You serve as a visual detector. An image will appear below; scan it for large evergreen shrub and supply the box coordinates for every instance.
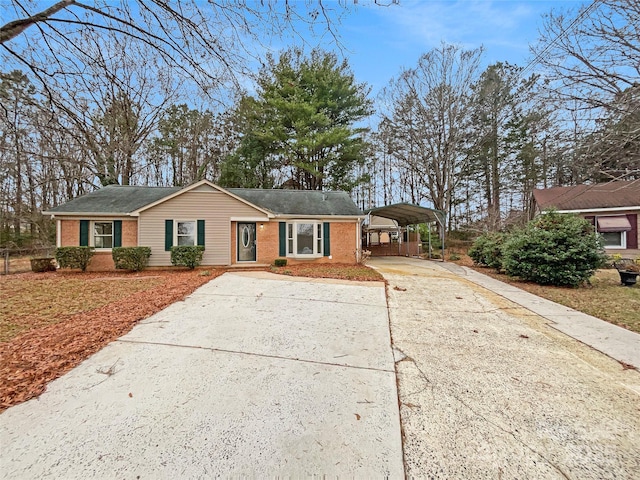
[502,211,606,287]
[468,232,506,270]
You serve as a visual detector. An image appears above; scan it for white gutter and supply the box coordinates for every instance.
[42,211,133,217]
[554,207,640,214]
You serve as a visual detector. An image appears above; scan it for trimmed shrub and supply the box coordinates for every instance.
[30,257,56,273]
[274,258,287,267]
[112,247,151,271]
[468,232,506,270]
[55,246,95,272]
[502,211,606,287]
[170,245,204,269]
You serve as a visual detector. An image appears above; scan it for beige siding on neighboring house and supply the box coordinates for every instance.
[138,187,267,266]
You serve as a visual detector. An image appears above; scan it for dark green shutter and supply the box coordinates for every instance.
[165,220,173,251]
[323,222,330,256]
[197,220,205,247]
[113,220,122,247]
[79,220,89,246]
[279,222,286,256]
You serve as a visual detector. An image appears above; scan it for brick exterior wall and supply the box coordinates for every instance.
[60,219,80,246]
[231,220,358,265]
[58,218,138,271]
[121,220,138,246]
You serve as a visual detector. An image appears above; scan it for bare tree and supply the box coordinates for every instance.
[1,1,348,99]
[380,43,484,229]
[533,0,640,181]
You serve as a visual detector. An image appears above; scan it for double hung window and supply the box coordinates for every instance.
[176,221,196,246]
[287,221,323,257]
[93,222,113,249]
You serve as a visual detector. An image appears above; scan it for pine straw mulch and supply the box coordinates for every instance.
[270,263,384,282]
[0,269,222,412]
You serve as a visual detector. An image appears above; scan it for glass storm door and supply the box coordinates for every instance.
[237,223,257,262]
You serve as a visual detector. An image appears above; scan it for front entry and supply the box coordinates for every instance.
[237,223,257,262]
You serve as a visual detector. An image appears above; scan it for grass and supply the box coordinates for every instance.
[0,274,163,342]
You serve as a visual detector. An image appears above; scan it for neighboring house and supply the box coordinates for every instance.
[532,180,640,256]
[43,180,364,271]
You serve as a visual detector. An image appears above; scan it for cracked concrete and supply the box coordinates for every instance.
[371,256,640,480]
[0,272,403,478]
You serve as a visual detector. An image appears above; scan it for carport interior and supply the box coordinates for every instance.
[364,203,445,259]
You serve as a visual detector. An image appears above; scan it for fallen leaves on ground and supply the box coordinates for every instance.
[0,270,221,412]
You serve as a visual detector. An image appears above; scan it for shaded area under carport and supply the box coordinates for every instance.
[365,203,446,259]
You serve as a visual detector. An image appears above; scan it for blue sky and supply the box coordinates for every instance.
[298,0,587,95]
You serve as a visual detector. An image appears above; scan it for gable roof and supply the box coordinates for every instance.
[44,182,363,217]
[44,185,181,215]
[532,180,640,211]
[228,188,363,216]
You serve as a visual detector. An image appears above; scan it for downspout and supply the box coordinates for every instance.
[56,217,61,247]
[356,219,362,262]
[434,212,446,262]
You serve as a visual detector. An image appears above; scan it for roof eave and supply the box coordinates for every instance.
[274,214,365,219]
[552,206,640,214]
[42,211,133,217]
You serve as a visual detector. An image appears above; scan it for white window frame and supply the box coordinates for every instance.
[92,221,113,250]
[175,220,197,247]
[596,215,628,249]
[286,220,323,258]
[600,230,627,249]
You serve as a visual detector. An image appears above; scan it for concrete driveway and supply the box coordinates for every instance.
[371,257,640,479]
[0,272,403,478]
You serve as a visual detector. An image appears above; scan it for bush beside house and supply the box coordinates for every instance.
[112,247,151,271]
[55,246,95,272]
[170,246,205,269]
[470,211,607,287]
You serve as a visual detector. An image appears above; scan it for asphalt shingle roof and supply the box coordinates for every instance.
[533,180,640,211]
[45,185,181,214]
[45,183,362,217]
[229,188,362,216]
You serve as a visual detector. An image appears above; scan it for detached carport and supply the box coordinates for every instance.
[364,203,446,259]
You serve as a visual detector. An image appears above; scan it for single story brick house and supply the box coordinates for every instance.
[44,180,365,271]
[532,180,640,256]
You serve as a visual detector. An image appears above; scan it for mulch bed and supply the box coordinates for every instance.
[0,270,221,412]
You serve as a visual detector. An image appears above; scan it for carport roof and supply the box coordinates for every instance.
[366,203,445,226]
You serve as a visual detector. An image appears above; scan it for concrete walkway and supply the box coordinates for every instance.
[0,272,404,478]
[370,257,640,479]
[439,261,640,369]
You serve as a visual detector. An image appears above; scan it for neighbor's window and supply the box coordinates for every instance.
[601,231,626,249]
[177,221,196,246]
[287,221,322,257]
[93,222,113,249]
